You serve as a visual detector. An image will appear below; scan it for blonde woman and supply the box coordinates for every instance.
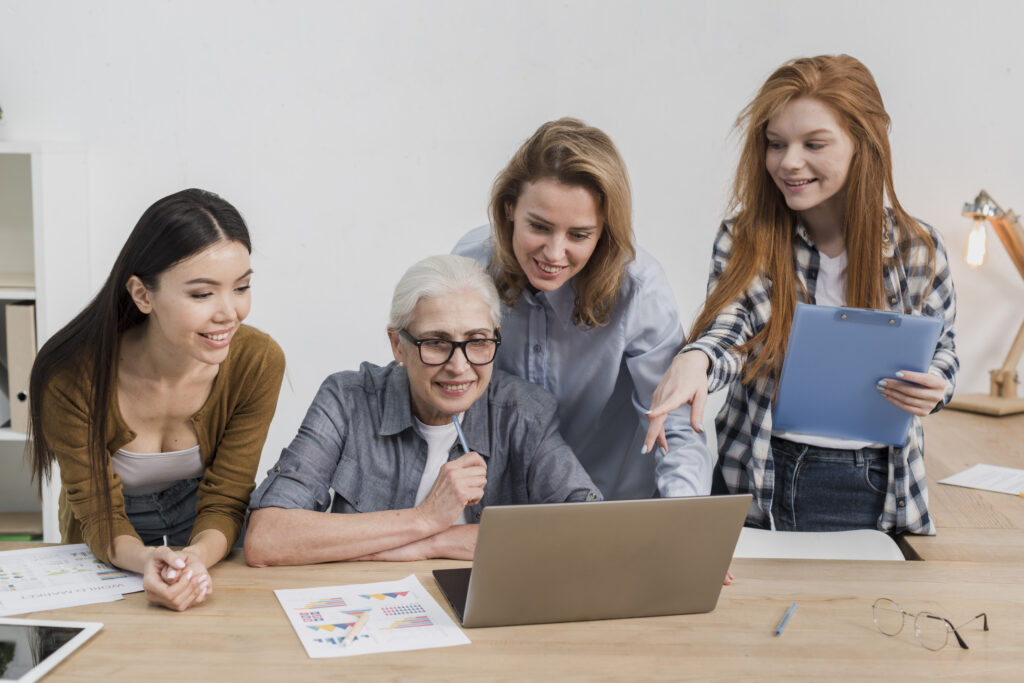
[455,118,712,501]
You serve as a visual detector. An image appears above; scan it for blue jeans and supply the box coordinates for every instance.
[762,437,888,531]
[123,477,200,546]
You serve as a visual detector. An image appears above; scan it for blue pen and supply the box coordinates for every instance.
[775,602,797,636]
[451,414,470,453]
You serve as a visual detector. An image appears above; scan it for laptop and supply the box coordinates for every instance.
[433,494,751,628]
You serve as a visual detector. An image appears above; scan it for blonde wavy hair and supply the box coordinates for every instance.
[488,118,636,328]
[692,54,935,384]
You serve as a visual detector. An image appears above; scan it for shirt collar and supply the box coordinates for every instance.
[794,220,814,247]
[379,363,415,436]
[459,390,491,459]
[881,212,896,259]
[520,278,577,327]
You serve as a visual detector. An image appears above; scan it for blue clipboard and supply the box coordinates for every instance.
[772,303,942,446]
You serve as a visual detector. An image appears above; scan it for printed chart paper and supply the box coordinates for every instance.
[274,574,470,658]
[0,544,144,616]
[938,463,1024,496]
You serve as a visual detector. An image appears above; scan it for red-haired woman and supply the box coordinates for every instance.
[646,55,958,534]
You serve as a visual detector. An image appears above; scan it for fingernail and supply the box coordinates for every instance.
[660,446,668,456]
[895,371,905,378]
[166,570,177,579]
[644,409,652,415]
[173,559,186,569]
[640,444,649,455]
[877,380,887,387]
[696,425,704,434]
[184,570,193,581]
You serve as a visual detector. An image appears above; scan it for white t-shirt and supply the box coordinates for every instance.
[774,250,884,451]
[412,416,468,525]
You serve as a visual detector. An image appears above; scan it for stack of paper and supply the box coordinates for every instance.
[938,463,1024,496]
[0,544,144,616]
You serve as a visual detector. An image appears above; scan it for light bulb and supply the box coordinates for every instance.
[965,218,987,267]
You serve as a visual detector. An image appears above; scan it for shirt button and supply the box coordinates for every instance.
[889,296,898,305]
[588,492,597,500]
[274,465,281,472]
[897,500,905,508]
[355,498,360,505]
[533,344,542,353]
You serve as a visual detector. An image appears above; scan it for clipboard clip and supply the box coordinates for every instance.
[834,309,901,328]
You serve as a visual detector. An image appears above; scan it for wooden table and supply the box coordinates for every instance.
[900,409,1024,562]
[7,547,1021,681]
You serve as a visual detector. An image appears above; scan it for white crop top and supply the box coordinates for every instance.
[111,444,205,496]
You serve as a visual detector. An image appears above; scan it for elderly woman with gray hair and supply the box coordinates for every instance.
[244,254,600,566]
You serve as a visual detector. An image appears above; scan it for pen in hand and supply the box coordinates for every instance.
[452,414,486,507]
[451,414,470,454]
[775,602,797,636]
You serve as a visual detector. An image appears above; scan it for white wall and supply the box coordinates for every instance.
[1,0,1022,477]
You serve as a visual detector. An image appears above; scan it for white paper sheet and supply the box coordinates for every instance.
[938,463,1024,496]
[0,544,144,616]
[274,574,470,658]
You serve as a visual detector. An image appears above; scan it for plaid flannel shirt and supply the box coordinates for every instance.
[683,212,958,534]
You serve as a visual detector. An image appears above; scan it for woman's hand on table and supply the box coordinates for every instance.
[143,545,211,611]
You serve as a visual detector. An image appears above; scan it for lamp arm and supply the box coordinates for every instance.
[1000,319,1024,378]
[986,211,1024,282]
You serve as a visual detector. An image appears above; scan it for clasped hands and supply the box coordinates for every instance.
[143,545,212,612]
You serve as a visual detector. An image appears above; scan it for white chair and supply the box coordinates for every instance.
[733,527,905,561]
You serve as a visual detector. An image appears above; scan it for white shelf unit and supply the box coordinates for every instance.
[0,428,30,441]
[0,142,90,542]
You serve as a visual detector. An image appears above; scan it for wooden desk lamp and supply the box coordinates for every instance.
[948,189,1024,416]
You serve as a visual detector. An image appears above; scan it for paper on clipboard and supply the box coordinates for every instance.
[772,304,942,446]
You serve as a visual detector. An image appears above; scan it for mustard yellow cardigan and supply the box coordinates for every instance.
[41,324,285,563]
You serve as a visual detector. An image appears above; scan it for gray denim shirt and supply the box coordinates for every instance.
[250,362,601,521]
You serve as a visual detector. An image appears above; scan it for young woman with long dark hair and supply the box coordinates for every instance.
[30,188,285,610]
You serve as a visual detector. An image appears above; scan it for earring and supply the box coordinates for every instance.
[398,361,405,367]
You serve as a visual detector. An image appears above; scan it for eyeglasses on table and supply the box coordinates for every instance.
[872,597,989,651]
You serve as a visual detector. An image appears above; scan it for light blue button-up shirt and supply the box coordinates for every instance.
[454,226,712,500]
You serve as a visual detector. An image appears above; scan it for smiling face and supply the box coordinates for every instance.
[509,178,603,293]
[765,96,855,229]
[388,289,496,426]
[128,240,253,367]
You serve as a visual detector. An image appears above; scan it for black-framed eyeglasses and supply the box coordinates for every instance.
[399,328,501,366]
[872,597,989,651]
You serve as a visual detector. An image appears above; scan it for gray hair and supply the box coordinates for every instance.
[388,254,501,330]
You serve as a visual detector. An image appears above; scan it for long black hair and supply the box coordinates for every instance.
[29,188,251,552]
